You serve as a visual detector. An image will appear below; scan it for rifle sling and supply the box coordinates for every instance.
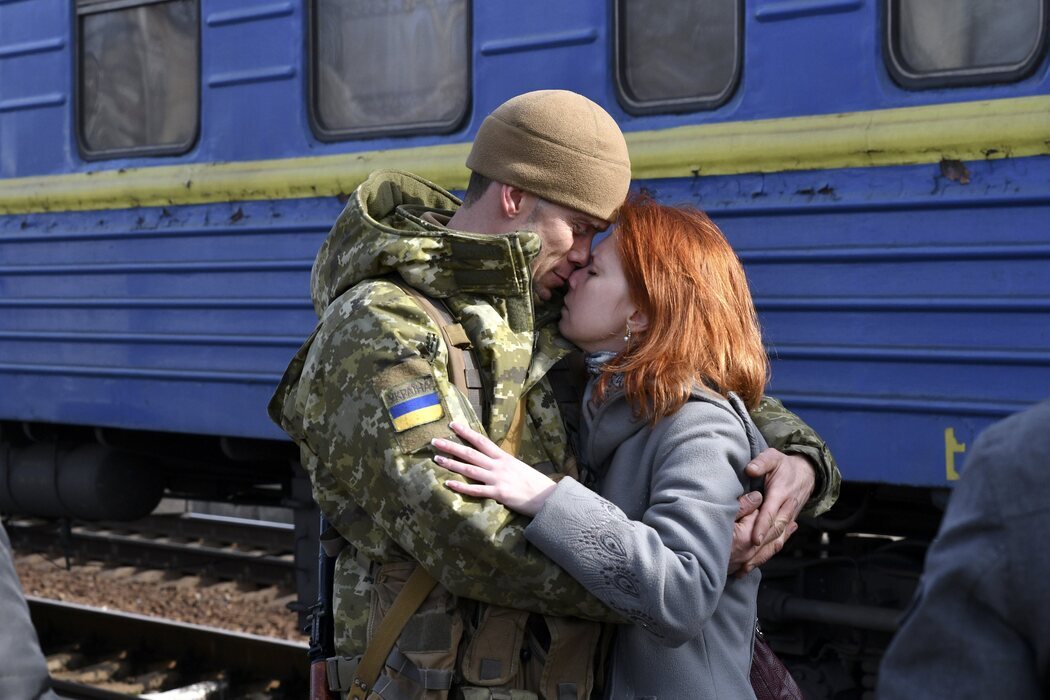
[348,566,439,699]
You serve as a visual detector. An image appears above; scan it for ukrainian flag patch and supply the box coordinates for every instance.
[388,389,444,431]
[379,371,445,433]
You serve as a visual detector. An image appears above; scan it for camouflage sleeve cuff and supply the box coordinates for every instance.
[782,443,841,517]
[751,396,842,517]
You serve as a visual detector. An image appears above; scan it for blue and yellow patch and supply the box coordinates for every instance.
[376,360,446,435]
[374,359,449,452]
[388,390,444,432]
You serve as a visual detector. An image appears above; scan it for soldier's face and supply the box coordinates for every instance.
[524,201,607,302]
[559,235,637,353]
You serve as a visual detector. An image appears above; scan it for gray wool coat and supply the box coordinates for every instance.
[0,523,58,700]
[878,398,1050,699]
[525,381,764,699]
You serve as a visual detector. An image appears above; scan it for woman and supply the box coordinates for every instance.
[432,196,768,699]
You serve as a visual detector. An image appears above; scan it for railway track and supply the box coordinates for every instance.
[30,597,307,699]
[6,513,296,589]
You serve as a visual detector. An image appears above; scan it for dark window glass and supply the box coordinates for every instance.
[311,0,469,139]
[77,0,199,157]
[888,0,1047,87]
[615,0,741,113]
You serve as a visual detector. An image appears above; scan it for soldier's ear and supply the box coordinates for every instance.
[499,185,529,220]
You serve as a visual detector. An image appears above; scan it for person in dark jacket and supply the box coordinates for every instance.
[435,197,773,698]
[0,522,58,699]
[878,398,1050,699]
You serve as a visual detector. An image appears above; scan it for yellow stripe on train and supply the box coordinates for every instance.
[1,95,1048,215]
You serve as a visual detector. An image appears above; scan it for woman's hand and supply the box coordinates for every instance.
[432,422,557,517]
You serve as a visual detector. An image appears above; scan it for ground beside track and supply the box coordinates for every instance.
[15,553,304,641]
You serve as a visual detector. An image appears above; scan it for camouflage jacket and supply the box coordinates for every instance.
[269,169,841,656]
[270,170,621,656]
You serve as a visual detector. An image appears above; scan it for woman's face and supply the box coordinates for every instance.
[558,235,637,353]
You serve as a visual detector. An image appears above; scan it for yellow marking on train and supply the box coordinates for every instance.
[944,427,967,481]
[1,95,1048,215]
[0,141,472,215]
[630,94,1050,180]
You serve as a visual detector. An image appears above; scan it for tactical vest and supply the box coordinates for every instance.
[323,281,604,700]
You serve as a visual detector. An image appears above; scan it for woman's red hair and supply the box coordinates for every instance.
[596,195,769,422]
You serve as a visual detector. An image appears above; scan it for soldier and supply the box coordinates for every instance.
[270,90,840,699]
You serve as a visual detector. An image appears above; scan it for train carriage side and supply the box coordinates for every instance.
[614,1,1050,688]
[1,0,1048,695]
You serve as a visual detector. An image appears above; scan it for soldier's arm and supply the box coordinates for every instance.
[750,396,841,517]
[296,281,623,622]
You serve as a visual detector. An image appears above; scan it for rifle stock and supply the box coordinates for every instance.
[309,514,336,699]
[310,658,335,700]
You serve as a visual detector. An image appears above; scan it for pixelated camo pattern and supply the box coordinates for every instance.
[752,396,841,516]
[269,171,620,656]
[270,170,842,657]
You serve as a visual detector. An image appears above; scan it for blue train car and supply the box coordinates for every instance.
[2,0,1048,692]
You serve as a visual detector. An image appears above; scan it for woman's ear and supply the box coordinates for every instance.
[629,308,649,334]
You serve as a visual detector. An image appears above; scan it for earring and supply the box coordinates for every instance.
[623,322,632,344]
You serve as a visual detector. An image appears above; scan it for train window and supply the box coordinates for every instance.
[887,0,1048,88]
[614,0,741,114]
[76,0,200,158]
[309,0,470,140]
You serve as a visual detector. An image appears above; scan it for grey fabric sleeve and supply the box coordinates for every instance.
[524,400,749,648]
[0,524,59,700]
[878,404,1050,700]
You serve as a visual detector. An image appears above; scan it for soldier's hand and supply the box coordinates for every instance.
[729,492,762,575]
[734,520,799,576]
[433,422,557,517]
[743,448,814,556]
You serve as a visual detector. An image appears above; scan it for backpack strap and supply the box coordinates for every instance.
[344,279,538,700]
[341,278,494,699]
[388,277,486,422]
[390,277,526,456]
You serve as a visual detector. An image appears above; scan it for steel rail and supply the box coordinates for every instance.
[29,597,307,699]
[7,516,295,589]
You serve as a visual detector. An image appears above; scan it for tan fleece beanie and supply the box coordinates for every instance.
[466,90,632,222]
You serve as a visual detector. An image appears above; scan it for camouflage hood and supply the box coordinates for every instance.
[310,169,544,316]
[270,169,564,439]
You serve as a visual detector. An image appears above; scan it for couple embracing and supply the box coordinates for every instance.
[271,90,839,699]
